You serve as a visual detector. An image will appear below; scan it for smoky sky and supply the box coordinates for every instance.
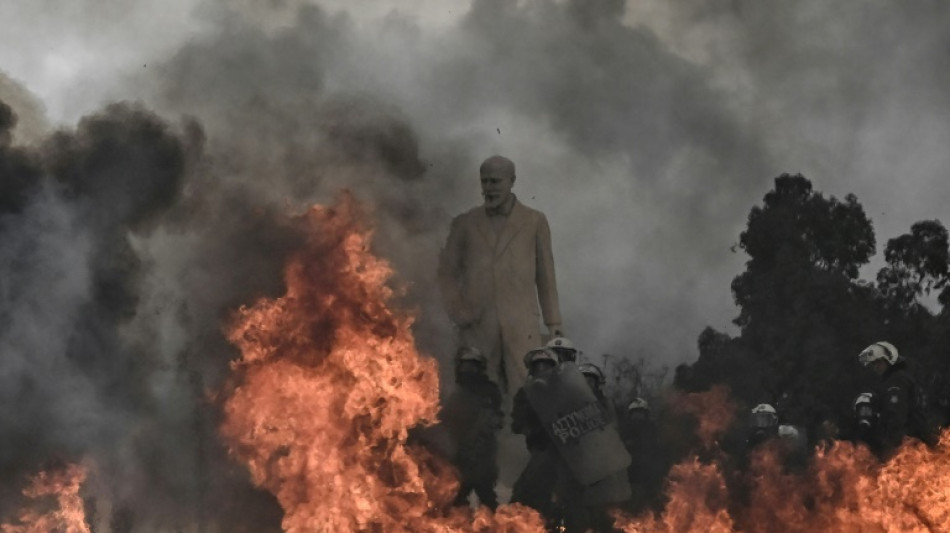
[3,0,949,363]
[0,0,949,528]
[127,0,950,364]
[131,0,772,370]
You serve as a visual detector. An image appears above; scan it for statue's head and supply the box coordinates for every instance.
[479,155,515,209]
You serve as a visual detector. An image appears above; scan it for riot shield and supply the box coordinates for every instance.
[524,362,631,485]
[582,470,633,506]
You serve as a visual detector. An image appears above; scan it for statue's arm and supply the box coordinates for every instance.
[535,213,562,334]
[438,216,475,326]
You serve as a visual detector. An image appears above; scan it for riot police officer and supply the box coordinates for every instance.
[443,346,503,508]
[510,348,561,518]
[857,341,938,458]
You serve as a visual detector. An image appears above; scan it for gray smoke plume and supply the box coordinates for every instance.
[0,74,48,146]
[0,97,299,529]
[0,103,185,521]
[136,0,774,369]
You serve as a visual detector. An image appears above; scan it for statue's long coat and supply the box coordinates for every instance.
[438,198,562,392]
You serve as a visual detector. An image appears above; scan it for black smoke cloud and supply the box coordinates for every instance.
[0,99,294,529]
[0,103,187,520]
[0,98,299,531]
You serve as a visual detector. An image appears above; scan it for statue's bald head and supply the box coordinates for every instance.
[480,155,516,179]
[479,155,516,209]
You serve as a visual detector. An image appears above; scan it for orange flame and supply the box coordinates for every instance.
[615,389,950,533]
[613,457,735,533]
[220,196,544,532]
[669,385,737,448]
[0,462,90,533]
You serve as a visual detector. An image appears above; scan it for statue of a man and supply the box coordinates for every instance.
[439,155,563,393]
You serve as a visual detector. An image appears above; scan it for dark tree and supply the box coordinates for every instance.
[732,174,875,330]
[683,174,885,438]
[876,220,949,309]
[875,220,950,413]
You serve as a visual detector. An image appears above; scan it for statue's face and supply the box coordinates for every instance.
[480,166,514,209]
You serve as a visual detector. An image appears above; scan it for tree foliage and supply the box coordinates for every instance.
[732,174,875,330]
[679,173,950,441]
[604,354,668,414]
[877,220,950,308]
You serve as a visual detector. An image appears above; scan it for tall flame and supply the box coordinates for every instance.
[0,463,90,533]
[220,196,544,532]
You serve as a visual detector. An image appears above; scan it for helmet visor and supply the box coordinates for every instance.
[552,347,577,362]
[751,411,777,430]
[524,349,558,372]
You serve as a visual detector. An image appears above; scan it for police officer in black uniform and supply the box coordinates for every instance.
[857,341,938,458]
[510,348,561,519]
[443,346,503,509]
